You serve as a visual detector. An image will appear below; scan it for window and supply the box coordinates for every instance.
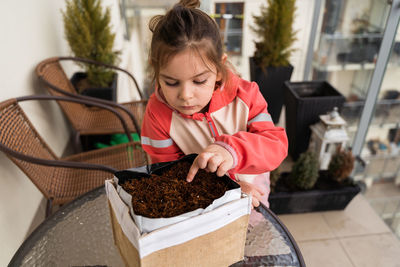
[213,3,244,54]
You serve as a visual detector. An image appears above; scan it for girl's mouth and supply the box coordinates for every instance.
[181,106,195,110]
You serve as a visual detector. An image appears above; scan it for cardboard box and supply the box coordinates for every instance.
[106,179,251,267]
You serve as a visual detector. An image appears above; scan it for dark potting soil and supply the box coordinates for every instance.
[121,161,230,218]
[274,171,354,193]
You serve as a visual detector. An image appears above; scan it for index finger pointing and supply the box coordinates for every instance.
[186,162,199,182]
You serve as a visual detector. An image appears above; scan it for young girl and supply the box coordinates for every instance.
[141,0,288,207]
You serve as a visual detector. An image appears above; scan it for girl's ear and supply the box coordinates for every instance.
[216,53,228,81]
[221,53,228,64]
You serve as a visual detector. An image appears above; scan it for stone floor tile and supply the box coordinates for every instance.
[340,233,400,267]
[322,194,391,237]
[278,212,335,241]
[298,239,354,267]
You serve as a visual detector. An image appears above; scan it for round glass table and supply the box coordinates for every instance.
[9,187,305,267]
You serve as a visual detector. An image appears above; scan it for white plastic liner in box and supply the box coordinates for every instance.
[113,176,242,233]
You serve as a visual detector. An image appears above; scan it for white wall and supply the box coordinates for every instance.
[106,0,145,101]
[0,1,131,264]
[0,1,70,265]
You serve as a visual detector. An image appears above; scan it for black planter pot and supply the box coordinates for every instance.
[269,172,361,215]
[71,72,118,151]
[249,57,293,124]
[70,72,117,102]
[284,81,345,160]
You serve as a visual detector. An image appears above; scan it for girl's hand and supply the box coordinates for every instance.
[186,144,234,182]
[237,181,265,208]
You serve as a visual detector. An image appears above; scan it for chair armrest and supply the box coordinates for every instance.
[16,95,133,142]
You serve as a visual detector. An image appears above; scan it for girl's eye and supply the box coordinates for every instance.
[194,79,207,85]
[165,81,179,87]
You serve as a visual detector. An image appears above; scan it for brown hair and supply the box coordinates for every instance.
[148,0,228,86]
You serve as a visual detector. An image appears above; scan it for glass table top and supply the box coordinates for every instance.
[9,187,304,267]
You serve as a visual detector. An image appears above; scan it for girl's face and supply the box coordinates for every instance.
[159,48,221,115]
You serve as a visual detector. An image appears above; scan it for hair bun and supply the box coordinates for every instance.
[177,0,200,9]
[149,15,163,33]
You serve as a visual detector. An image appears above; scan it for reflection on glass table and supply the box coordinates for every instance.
[9,186,305,267]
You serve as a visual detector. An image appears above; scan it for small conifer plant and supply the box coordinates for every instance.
[328,147,355,183]
[251,0,297,68]
[62,0,119,89]
[269,167,281,193]
[290,151,319,190]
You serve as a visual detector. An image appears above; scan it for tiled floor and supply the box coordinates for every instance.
[278,193,400,267]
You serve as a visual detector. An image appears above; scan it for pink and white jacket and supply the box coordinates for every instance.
[141,72,288,206]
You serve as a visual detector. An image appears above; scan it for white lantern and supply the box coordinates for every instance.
[309,107,349,170]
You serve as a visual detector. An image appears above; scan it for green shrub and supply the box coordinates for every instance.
[290,151,319,190]
[270,167,281,193]
[62,0,120,89]
[251,0,297,68]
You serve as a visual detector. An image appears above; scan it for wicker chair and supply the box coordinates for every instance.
[0,95,148,217]
[35,57,148,151]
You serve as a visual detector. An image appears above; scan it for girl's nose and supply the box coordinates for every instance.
[179,84,194,100]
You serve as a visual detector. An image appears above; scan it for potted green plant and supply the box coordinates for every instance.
[250,0,297,124]
[289,151,319,190]
[269,167,281,193]
[269,150,360,214]
[62,0,120,101]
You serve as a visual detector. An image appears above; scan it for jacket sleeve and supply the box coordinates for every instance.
[141,97,184,163]
[215,82,288,174]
